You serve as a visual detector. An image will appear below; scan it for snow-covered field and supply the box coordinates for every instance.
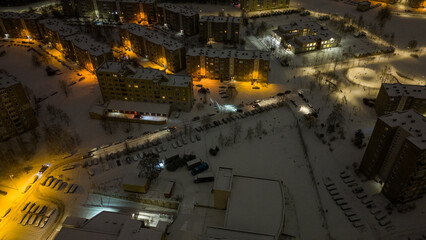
[1,1,426,240]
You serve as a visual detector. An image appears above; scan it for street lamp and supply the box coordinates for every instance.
[9,174,18,190]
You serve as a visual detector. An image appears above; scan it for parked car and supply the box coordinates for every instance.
[191,162,209,175]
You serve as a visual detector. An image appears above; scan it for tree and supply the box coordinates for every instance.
[408,40,418,49]
[255,121,263,137]
[201,115,211,127]
[59,79,70,97]
[255,21,268,37]
[230,122,242,143]
[376,7,392,28]
[245,127,254,140]
[326,104,345,133]
[138,152,161,180]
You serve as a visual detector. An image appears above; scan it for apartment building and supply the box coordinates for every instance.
[0,12,42,40]
[274,21,341,54]
[375,83,426,116]
[0,74,38,141]
[199,16,241,44]
[156,3,199,36]
[60,0,157,23]
[65,34,113,72]
[186,48,270,83]
[96,61,193,112]
[359,110,426,203]
[240,0,290,12]
[120,23,186,73]
[39,19,79,51]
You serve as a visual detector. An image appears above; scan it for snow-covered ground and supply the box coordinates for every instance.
[1,1,426,240]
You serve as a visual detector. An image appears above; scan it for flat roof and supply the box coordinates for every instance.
[224,175,285,238]
[55,211,163,240]
[65,34,111,56]
[200,15,241,23]
[380,110,426,150]
[213,167,233,192]
[187,48,270,61]
[106,100,171,115]
[157,3,198,17]
[97,61,192,87]
[0,73,18,89]
[382,83,425,99]
[204,226,276,240]
[121,23,184,51]
[39,19,79,37]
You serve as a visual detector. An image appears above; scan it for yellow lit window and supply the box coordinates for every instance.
[134,85,139,88]
[162,96,166,99]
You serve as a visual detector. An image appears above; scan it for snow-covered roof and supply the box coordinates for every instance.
[19,12,41,20]
[382,83,425,99]
[39,19,79,37]
[107,100,171,115]
[121,23,184,51]
[224,175,285,238]
[98,61,192,87]
[214,167,233,192]
[200,15,241,24]
[204,226,276,240]
[0,73,18,89]
[66,34,111,56]
[118,0,155,3]
[157,3,198,17]
[187,48,270,61]
[380,110,426,149]
[277,21,340,43]
[0,11,20,19]
[55,211,163,240]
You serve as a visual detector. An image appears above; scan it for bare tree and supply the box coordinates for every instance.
[138,152,160,180]
[245,127,254,140]
[255,121,263,137]
[230,122,242,143]
[59,79,70,97]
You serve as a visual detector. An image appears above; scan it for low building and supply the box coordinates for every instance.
[273,21,341,54]
[0,74,38,141]
[205,167,285,239]
[199,16,241,44]
[240,0,290,12]
[123,167,151,193]
[0,12,42,40]
[375,83,426,116]
[55,211,167,240]
[39,19,79,51]
[357,1,371,11]
[120,23,186,72]
[65,34,113,72]
[156,3,199,36]
[359,110,426,203]
[186,48,270,83]
[96,61,193,112]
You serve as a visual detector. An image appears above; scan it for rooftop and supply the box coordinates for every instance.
[0,11,20,19]
[121,23,184,51]
[224,175,285,238]
[382,83,426,99]
[380,109,426,150]
[65,34,111,56]
[39,19,79,37]
[106,100,171,115]
[187,48,270,61]
[0,73,18,89]
[204,226,276,240]
[213,167,233,192]
[157,3,198,17]
[200,15,241,23]
[97,61,192,87]
[55,211,164,240]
